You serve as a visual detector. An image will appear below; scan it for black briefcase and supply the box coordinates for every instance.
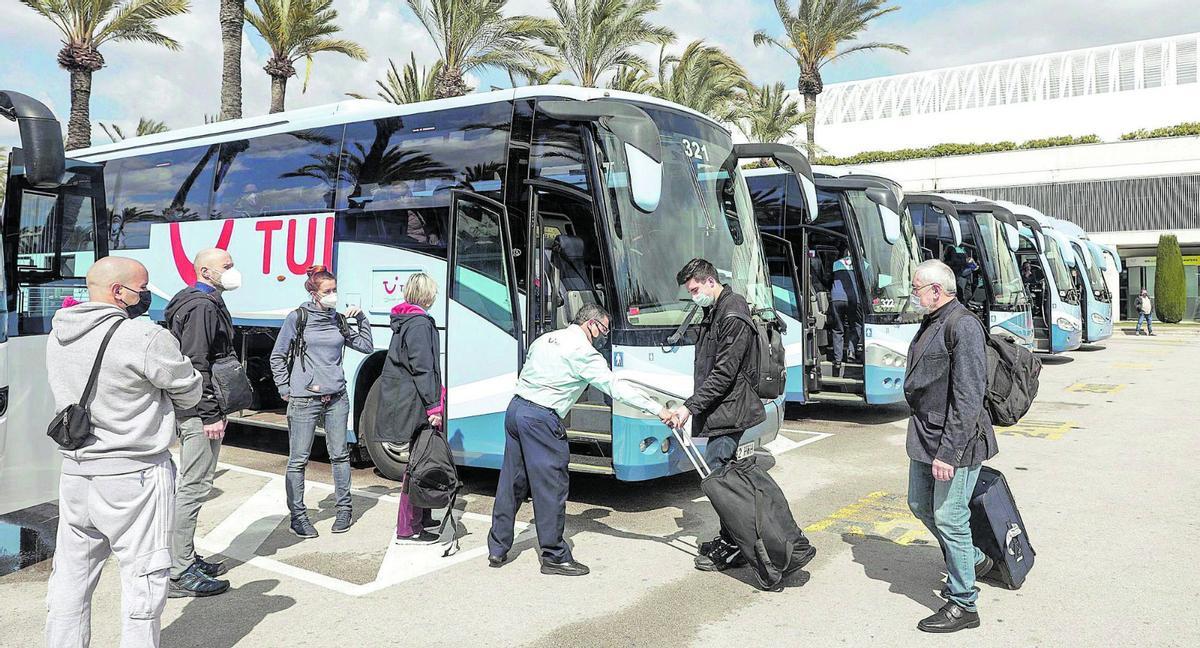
[969,466,1036,589]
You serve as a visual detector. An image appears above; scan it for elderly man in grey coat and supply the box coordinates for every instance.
[903,259,999,634]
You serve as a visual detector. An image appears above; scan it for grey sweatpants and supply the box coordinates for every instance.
[170,416,222,578]
[46,459,176,648]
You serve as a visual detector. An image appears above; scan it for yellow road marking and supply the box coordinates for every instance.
[1066,382,1126,394]
[996,419,1075,440]
[808,491,933,545]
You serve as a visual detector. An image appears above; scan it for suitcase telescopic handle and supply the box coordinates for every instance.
[671,421,712,479]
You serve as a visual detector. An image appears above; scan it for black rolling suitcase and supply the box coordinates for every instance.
[969,466,1035,589]
[672,426,814,591]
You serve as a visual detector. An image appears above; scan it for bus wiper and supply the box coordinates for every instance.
[685,161,716,232]
[664,302,702,349]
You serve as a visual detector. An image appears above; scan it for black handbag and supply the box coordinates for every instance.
[211,353,255,414]
[47,317,123,450]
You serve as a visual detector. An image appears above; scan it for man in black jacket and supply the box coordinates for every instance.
[163,248,241,597]
[671,258,767,572]
[904,259,998,633]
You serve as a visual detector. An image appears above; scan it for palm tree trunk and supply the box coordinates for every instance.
[804,93,817,159]
[270,75,287,113]
[66,68,93,150]
[218,0,244,120]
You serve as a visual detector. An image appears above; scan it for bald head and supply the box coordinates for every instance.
[194,248,235,290]
[87,256,149,308]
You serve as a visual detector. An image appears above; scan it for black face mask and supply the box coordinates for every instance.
[121,287,153,318]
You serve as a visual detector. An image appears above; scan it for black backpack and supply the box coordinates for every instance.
[725,312,787,400]
[407,427,463,556]
[944,309,1042,426]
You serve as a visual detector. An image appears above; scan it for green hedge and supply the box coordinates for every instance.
[815,134,1100,166]
[1154,234,1186,323]
[1120,122,1200,141]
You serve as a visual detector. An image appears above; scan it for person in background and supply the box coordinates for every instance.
[270,265,374,539]
[45,256,202,648]
[378,273,445,544]
[904,260,998,633]
[487,303,672,576]
[1134,288,1155,336]
[163,248,239,598]
[829,247,861,376]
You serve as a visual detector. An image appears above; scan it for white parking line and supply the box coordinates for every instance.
[198,461,531,596]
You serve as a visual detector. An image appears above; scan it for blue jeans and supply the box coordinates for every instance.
[286,392,351,520]
[1136,313,1153,334]
[907,459,984,611]
[703,431,745,541]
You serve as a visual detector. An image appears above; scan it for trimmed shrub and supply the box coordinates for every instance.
[1121,122,1200,141]
[1154,234,1186,323]
[817,134,1099,166]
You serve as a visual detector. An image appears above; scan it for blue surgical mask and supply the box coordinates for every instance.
[691,291,715,308]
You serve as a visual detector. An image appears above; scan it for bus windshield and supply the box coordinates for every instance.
[1080,243,1109,297]
[1042,235,1074,298]
[972,214,1027,307]
[844,191,922,316]
[598,105,769,327]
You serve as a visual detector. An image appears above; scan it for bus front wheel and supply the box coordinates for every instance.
[359,380,410,481]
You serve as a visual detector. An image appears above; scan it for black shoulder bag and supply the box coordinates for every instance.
[47,317,124,450]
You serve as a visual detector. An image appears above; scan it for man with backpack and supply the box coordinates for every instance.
[163,248,240,598]
[904,260,999,633]
[671,259,815,573]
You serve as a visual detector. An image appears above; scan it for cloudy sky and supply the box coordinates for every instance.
[2,0,1199,148]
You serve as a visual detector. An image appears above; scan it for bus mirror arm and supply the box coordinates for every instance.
[0,90,65,188]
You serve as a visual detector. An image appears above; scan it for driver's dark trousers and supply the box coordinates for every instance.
[488,396,571,563]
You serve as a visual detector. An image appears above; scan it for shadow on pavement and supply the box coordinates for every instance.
[1040,355,1075,365]
[844,533,945,612]
[162,579,295,648]
[1076,343,1106,352]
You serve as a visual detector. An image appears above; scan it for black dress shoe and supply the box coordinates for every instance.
[975,554,995,580]
[917,603,980,633]
[540,559,590,576]
[488,553,507,568]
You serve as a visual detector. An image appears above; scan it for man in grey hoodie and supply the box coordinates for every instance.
[45,256,202,648]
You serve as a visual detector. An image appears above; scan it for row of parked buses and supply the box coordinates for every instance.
[0,86,1119,523]
[742,161,1120,408]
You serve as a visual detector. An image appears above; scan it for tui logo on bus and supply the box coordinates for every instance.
[169,215,335,284]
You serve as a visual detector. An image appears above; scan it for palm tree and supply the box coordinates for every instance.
[606,65,655,94]
[219,0,245,119]
[99,117,170,143]
[348,55,442,104]
[754,0,907,156]
[542,0,675,87]
[508,64,565,87]
[18,0,190,150]
[737,82,810,144]
[651,41,749,122]
[406,0,553,99]
[245,0,368,113]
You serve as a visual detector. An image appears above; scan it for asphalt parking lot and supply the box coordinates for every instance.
[3,330,1198,647]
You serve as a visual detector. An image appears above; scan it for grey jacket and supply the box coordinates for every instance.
[47,302,202,475]
[269,302,374,398]
[903,300,998,467]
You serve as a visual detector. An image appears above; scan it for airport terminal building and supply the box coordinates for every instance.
[804,32,1200,320]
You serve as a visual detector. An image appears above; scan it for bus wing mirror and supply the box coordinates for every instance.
[733,143,818,222]
[538,99,662,213]
[1,90,65,188]
[878,204,901,244]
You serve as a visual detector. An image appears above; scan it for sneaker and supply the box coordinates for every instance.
[694,537,745,572]
[193,554,229,577]
[290,517,318,539]
[168,563,230,598]
[394,530,438,544]
[331,510,354,534]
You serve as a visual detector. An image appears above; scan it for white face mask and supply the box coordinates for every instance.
[908,293,929,314]
[318,292,338,309]
[215,267,242,291]
[691,291,715,308]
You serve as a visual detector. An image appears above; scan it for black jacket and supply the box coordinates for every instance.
[375,308,442,445]
[164,286,236,424]
[903,299,997,467]
[685,286,766,438]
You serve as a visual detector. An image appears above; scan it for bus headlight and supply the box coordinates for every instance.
[1090,313,1107,324]
[866,345,907,369]
[1055,317,1079,331]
